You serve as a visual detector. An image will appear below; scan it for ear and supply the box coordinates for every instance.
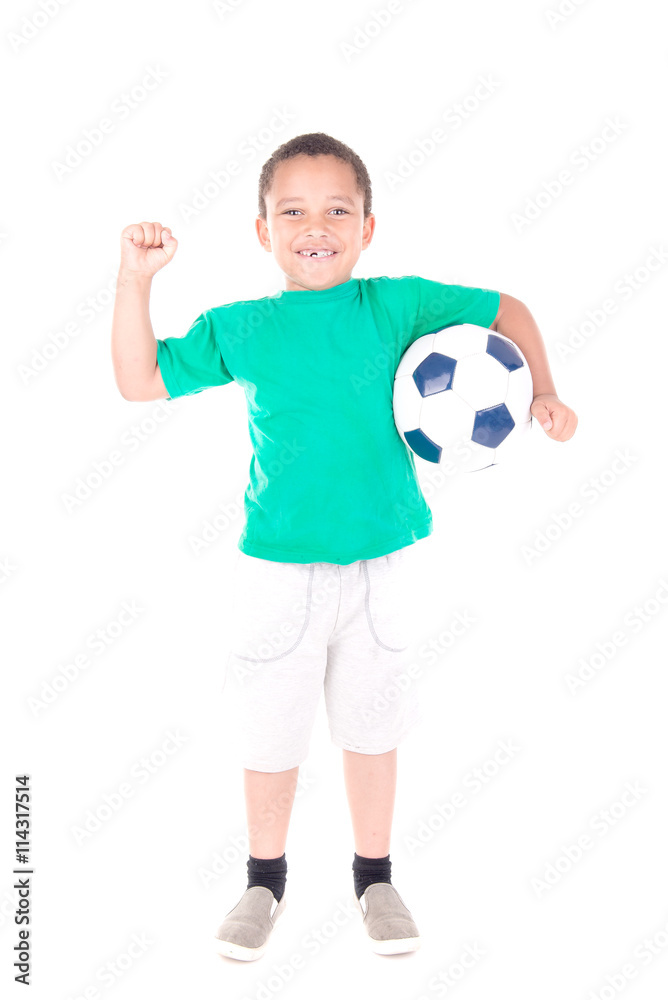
[361,213,376,250]
[256,216,271,251]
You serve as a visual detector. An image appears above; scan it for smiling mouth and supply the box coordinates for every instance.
[296,250,338,260]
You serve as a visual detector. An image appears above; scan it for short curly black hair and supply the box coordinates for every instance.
[258,132,372,220]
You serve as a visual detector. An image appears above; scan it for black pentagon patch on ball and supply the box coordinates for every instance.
[472,403,515,448]
[404,428,441,463]
[486,334,524,372]
[413,352,457,397]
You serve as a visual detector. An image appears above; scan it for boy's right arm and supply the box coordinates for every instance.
[111,221,178,401]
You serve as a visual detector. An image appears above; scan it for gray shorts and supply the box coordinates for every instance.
[223,546,422,772]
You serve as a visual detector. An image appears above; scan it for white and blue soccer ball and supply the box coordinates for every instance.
[393,324,534,473]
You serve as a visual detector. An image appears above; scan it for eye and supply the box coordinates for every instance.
[282,208,348,216]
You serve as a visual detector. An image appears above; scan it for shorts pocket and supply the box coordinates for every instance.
[363,551,411,652]
[228,555,314,663]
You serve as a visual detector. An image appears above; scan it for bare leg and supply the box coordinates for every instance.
[342,748,396,857]
[244,766,299,859]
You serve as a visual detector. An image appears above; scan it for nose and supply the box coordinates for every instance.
[303,213,334,239]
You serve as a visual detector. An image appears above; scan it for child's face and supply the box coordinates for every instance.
[257,154,375,292]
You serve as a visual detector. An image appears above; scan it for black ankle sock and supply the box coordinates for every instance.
[246,853,287,903]
[352,852,392,899]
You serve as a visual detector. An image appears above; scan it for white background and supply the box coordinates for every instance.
[2,0,667,997]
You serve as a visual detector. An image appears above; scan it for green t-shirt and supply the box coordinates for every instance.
[156,275,500,564]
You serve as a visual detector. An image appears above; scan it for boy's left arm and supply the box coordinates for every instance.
[490,293,578,442]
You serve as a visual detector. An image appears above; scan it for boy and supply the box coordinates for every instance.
[111,132,577,961]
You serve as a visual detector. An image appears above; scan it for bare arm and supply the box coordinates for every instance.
[490,292,578,441]
[489,292,556,397]
[111,221,177,401]
[111,271,167,400]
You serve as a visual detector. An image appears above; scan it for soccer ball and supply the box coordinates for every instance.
[393,324,533,472]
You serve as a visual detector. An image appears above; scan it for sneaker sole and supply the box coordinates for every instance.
[214,937,267,962]
[369,935,421,956]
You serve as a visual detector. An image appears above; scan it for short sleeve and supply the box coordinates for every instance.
[156,309,234,400]
[407,277,501,349]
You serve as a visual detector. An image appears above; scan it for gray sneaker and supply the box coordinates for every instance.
[356,883,421,955]
[214,886,286,961]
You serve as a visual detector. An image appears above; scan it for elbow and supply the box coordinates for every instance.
[117,384,140,402]
[113,367,138,401]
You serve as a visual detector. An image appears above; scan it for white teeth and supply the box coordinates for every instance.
[299,250,335,257]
